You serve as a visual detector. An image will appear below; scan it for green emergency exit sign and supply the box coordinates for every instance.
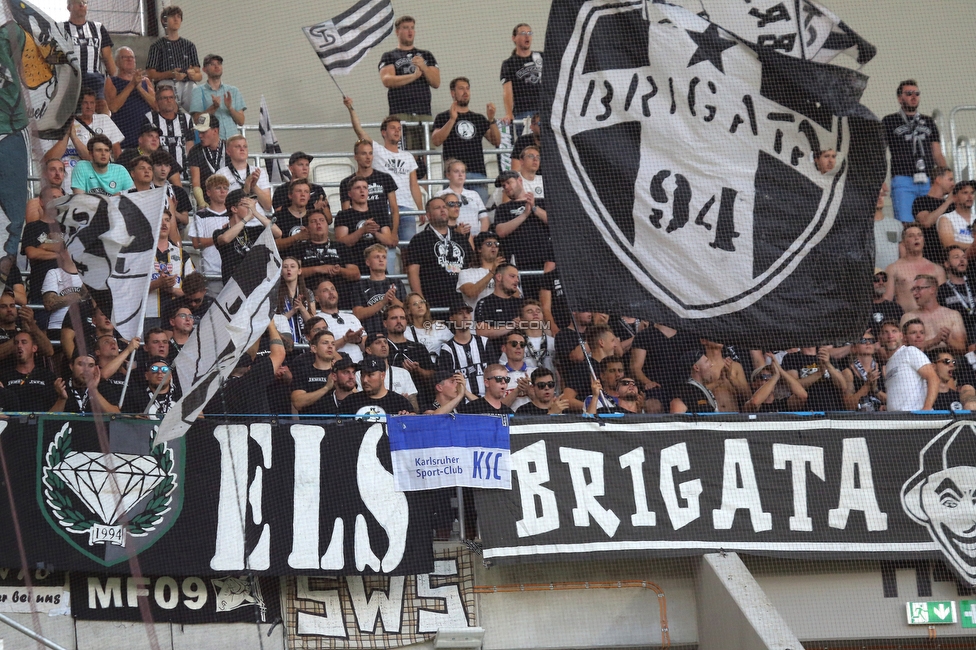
[906,601,957,625]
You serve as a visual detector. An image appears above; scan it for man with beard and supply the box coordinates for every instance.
[327,355,360,410]
[122,356,179,415]
[0,291,53,361]
[358,331,418,411]
[878,320,903,364]
[937,181,976,254]
[313,279,365,362]
[869,268,904,335]
[474,263,523,362]
[383,305,434,392]
[405,196,468,311]
[902,274,967,352]
[938,246,976,344]
[0,332,58,411]
[515,367,568,415]
[499,329,532,410]
[52,352,119,413]
[70,135,133,195]
[338,354,414,416]
[432,78,500,202]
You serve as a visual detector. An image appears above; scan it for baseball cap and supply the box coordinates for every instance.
[495,170,520,187]
[447,298,473,318]
[147,356,170,369]
[334,354,357,371]
[203,53,223,66]
[193,113,219,133]
[289,151,314,166]
[678,348,707,372]
[433,369,456,384]
[140,123,163,136]
[365,331,387,347]
[360,355,385,374]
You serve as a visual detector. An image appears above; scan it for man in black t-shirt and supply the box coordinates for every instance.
[21,189,65,311]
[458,364,514,416]
[353,244,406,334]
[338,142,399,237]
[474,263,523,363]
[781,346,846,411]
[271,151,329,215]
[515,367,567,416]
[938,246,976,344]
[431,78,501,201]
[212,189,281,283]
[186,113,227,207]
[273,178,313,254]
[378,16,439,177]
[405,197,467,312]
[494,171,551,297]
[500,25,543,127]
[337,354,414,417]
[290,331,338,414]
[121,355,179,415]
[208,320,287,416]
[51,352,119,413]
[912,166,954,264]
[335,177,397,276]
[0,332,58,412]
[294,209,360,309]
[869,268,904,336]
[882,80,947,223]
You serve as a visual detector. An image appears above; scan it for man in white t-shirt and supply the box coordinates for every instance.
[518,145,543,202]
[41,89,124,190]
[457,232,503,312]
[937,181,975,253]
[216,135,272,217]
[356,331,419,411]
[313,278,365,362]
[345,96,423,242]
[886,318,939,411]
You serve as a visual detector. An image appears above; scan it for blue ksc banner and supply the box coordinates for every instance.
[387,415,511,491]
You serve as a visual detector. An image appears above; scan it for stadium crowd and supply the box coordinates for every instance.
[11,5,974,417]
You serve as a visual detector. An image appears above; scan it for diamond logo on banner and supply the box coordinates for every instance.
[38,419,184,567]
[53,452,166,524]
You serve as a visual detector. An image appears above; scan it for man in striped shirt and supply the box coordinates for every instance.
[146,6,202,111]
[64,0,116,114]
[145,84,193,178]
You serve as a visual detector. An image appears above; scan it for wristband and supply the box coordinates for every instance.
[269,339,284,346]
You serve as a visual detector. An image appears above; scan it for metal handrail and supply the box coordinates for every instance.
[949,106,976,174]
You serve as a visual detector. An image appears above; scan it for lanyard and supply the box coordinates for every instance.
[949,278,975,315]
[203,143,224,174]
[229,163,251,188]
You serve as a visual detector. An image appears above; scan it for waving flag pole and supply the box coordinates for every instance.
[303,0,395,97]
[258,96,289,185]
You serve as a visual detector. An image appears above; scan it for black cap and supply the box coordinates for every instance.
[333,354,357,371]
[289,151,314,166]
[433,369,456,384]
[365,331,387,348]
[193,113,219,133]
[495,170,520,187]
[679,348,707,372]
[140,123,163,136]
[225,189,247,208]
[203,53,223,66]
[360,355,385,374]
[147,356,170,369]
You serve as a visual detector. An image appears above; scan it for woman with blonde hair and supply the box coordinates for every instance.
[403,292,452,362]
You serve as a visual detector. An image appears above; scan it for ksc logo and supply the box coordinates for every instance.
[551,1,857,318]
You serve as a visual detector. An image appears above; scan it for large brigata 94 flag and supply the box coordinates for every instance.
[51,189,167,340]
[158,226,281,444]
[544,0,885,348]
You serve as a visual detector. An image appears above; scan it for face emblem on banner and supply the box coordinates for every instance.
[902,420,976,585]
[551,1,851,318]
[38,420,184,567]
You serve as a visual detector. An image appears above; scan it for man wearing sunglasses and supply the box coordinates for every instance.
[882,80,947,222]
[122,356,178,415]
[458,364,514,415]
[515,368,567,415]
[930,350,976,412]
[500,330,531,410]
[901,273,966,353]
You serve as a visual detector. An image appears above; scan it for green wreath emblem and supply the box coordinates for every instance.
[42,423,175,538]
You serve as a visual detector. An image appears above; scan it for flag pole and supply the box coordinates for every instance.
[117,297,149,409]
[570,312,613,411]
[324,69,346,98]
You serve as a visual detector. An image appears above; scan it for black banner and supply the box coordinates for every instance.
[542,0,886,347]
[0,416,433,575]
[475,416,976,585]
[70,573,281,624]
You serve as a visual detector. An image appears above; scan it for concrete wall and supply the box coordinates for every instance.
[149,0,976,158]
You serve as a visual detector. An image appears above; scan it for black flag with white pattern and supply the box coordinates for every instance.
[543,0,885,347]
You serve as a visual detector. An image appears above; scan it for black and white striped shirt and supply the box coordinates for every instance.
[145,110,192,171]
[438,335,489,396]
[146,37,200,74]
[63,21,112,74]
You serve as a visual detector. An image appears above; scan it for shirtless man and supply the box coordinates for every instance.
[901,274,967,353]
[884,225,945,311]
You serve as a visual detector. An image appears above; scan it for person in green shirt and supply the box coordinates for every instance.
[70,134,133,195]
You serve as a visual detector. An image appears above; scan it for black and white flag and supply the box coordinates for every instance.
[50,189,167,341]
[544,0,885,347]
[654,0,876,65]
[303,0,394,76]
[158,226,281,443]
[259,95,288,185]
